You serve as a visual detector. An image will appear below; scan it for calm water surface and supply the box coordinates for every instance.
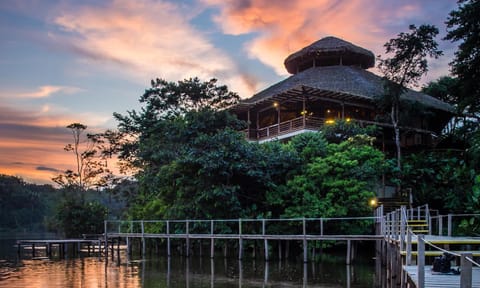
[0,238,375,287]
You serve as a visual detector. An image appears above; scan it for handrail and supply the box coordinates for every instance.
[105,216,381,237]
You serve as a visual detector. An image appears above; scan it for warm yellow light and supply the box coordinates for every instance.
[325,119,335,124]
[346,117,351,122]
[301,110,307,115]
[326,109,331,113]
[273,102,279,107]
[369,198,378,207]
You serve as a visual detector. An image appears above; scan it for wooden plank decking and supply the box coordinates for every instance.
[404,266,480,288]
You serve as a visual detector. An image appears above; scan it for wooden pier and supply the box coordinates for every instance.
[103,217,382,264]
[16,238,103,258]
[380,205,480,288]
[15,204,480,288]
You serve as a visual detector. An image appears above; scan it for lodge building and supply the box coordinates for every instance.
[230,36,454,149]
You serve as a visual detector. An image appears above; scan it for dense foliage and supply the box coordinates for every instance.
[3,2,480,238]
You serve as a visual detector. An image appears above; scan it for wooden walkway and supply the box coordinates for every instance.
[404,266,480,287]
[17,239,102,258]
[381,205,480,288]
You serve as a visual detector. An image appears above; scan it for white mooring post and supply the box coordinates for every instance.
[460,253,473,288]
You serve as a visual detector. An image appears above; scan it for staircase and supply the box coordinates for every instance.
[406,219,429,234]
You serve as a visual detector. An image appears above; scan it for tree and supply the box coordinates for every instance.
[115,78,276,220]
[275,136,384,234]
[377,24,443,172]
[52,123,113,190]
[445,0,480,118]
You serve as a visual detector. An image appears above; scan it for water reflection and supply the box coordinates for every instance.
[1,253,374,287]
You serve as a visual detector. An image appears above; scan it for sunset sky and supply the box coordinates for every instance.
[0,0,458,184]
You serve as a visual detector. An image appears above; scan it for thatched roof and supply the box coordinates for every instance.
[233,65,454,113]
[284,36,375,74]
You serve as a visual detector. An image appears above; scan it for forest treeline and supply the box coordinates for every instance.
[1,0,479,237]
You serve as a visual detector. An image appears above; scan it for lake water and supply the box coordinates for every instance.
[0,237,376,287]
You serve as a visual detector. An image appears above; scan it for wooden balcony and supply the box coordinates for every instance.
[243,116,400,142]
[245,116,324,142]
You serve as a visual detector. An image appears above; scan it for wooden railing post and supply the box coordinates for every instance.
[426,204,431,234]
[460,253,473,288]
[417,234,425,288]
[438,216,443,236]
[104,220,108,258]
[186,220,190,257]
[303,218,307,263]
[400,206,406,251]
[448,214,453,236]
[263,219,268,261]
[210,220,214,258]
[238,219,243,260]
[141,220,145,256]
[406,229,412,265]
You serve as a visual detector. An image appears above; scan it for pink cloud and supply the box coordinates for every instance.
[49,0,259,98]
[203,0,455,78]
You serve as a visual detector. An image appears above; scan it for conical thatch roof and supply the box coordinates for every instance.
[235,65,454,113]
[284,36,375,74]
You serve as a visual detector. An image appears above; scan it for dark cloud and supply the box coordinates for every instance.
[36,166,60,172]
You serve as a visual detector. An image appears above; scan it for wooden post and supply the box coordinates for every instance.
[210,220,214,258]
[166,221,171,257]
[104,220,108,259]
[141,220,145,257]
[346,240,351,265]
[438,216,443,236]
[460,253,473,288]
[186,220,190,257]
[303,218,307,263]
[263,219,268,261]
[417,234,425,288]
[448,214,452,236]
[400,206,406,251]
[426,204,431,234]
[406,230,412,265]
[238,222,244,260]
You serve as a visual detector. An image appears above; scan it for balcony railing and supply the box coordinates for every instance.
[249,116,324,141]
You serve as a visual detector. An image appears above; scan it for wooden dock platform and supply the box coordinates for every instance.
[16,238,103,258]
[404,266,480,287]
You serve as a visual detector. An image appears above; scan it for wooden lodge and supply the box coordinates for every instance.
[230,36,454,148]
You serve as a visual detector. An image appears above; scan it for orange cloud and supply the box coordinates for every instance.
[203,0,451,77]
[0,105,116,184]
[49,0,260,98]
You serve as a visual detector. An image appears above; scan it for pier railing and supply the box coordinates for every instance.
[380,205,480,288]
[105,216,379,238]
